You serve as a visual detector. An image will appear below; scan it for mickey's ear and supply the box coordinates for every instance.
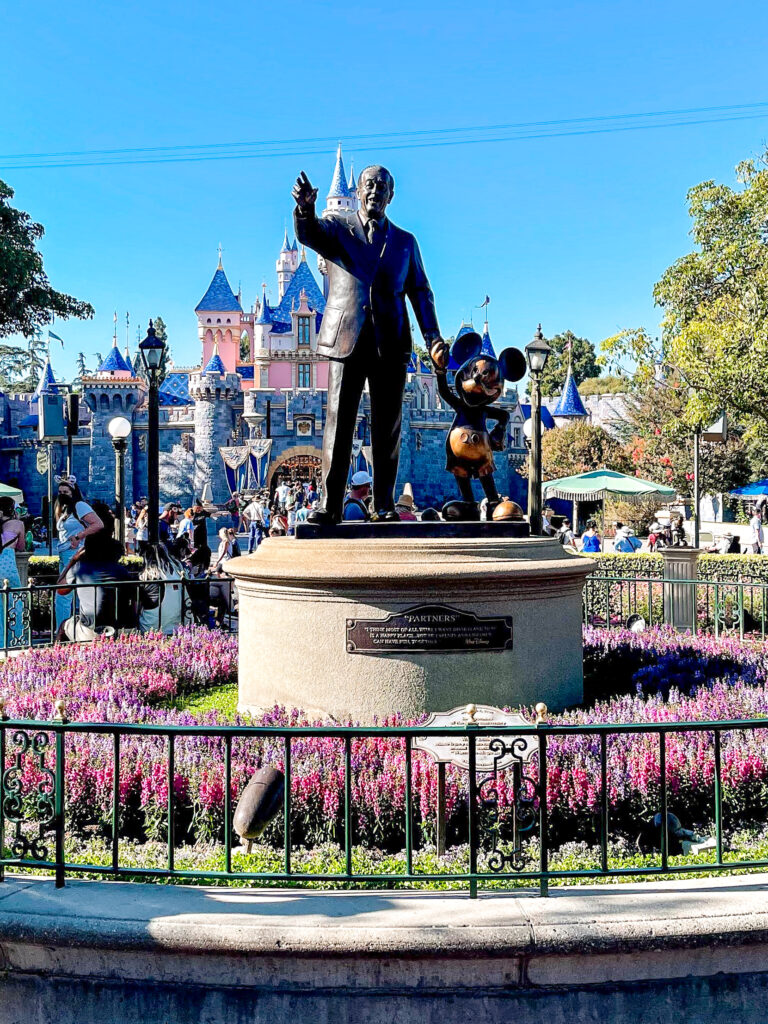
[498,348,526,382]
[450,332,482,367]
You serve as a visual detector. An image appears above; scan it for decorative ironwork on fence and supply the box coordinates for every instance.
[2,703,766,898]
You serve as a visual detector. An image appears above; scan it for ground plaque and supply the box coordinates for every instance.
[412,704,537,772]
[346,603,513,654]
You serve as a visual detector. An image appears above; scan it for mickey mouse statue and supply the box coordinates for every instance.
[430,332,527,521]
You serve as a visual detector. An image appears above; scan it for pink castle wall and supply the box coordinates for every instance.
[269,363,293,390]
[315,362,329,389]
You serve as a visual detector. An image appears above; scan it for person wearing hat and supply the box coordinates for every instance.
[343,471,372,521]
[158,503,178,550]
[395,491,417,521]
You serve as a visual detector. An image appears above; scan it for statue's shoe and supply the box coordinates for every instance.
[306,508,338,526]
[442,500,480,522]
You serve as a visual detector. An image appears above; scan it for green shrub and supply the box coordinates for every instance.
[28,554,143,580]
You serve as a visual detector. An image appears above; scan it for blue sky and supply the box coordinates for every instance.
[3,0,768,380]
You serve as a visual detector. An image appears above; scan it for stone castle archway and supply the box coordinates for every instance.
[268,445,322,489]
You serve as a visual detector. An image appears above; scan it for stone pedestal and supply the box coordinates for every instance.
[228,536,596,722]
[15,552,30,587]
[661,547,700,632]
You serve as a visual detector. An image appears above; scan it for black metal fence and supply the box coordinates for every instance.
[1,710,765,897]
[583,574,768,637]
[0,576,236,653]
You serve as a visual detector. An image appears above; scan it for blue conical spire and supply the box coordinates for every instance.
[97,336,133,375]
[347,160,356,192]
[327,143,351,198]
[480,320,496,358]
[34,356,58,398]
[255,285,272,326]
[552,363,588,418]
[281,227,291,252]
[195,262,242,313]
[203,342,226,375]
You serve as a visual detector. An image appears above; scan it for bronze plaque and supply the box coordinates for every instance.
[346,603,513,654]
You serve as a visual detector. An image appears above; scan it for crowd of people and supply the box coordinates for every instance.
[541,502,768,555]
[40,476,241,643]
[1,468,768,650]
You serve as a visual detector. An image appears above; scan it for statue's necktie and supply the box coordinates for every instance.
[367,220,377,244]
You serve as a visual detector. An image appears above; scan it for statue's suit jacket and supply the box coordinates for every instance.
[294,207,440,364]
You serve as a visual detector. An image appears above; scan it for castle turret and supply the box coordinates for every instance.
[551,363,588,428]
[276,228,299,300]
[195,255,243,375]
[81,342,144,505]
[324,144,357,214]
[480,320,496,358]
[188,358,240,504]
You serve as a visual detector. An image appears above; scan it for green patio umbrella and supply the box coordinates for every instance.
[543,469,675,529]
[0,482,23,502]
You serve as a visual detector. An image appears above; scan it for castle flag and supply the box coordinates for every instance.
[48,330,64,347]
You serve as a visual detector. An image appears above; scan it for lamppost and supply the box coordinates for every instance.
[108,416,132,548]
[139,321,166,547]
[525,324,552,535]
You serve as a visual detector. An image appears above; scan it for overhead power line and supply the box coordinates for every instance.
[3,101,768,171]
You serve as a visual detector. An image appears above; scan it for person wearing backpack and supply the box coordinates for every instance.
[556,518,576,548]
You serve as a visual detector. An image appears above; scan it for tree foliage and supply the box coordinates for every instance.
[623,375,751,495]
[539,421,632,480]
[538,330,601,397]
[603,151,768,433]
[0,178,93,339]
[578,374,627,396]
[0,332,47,392]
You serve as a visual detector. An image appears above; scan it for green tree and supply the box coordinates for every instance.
[578,374,627,396]
[533,421,632,480]
[538,330,601,398]
[0,330,48,392]
[0,177,93,338]
[603,150,768,434]
[623,375,751,495]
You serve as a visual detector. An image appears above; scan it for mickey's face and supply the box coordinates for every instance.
[456,356,503,406]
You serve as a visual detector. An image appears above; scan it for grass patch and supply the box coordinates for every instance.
[8,832,768,891]
[172,682,239,718]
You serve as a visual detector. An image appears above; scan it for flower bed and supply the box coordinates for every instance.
[3,626,768,855]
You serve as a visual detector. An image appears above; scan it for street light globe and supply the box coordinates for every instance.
[525,324,552,377]
[108,416,132,440]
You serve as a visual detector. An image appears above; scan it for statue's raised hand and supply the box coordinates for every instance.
[430,337,449,372]
[292,171,318,212]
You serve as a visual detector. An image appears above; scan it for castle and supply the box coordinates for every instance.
[0,148,611,516]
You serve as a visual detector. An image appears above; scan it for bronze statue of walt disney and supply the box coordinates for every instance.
[293,165,444,525]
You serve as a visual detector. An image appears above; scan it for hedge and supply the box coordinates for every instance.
[28,554,145,580]
[588,552,768,585]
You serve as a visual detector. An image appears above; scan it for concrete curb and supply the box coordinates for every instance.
[4,873,768,1022]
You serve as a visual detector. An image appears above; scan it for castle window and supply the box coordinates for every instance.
[100,394,110,410]
[207,319,211,324]
[181,433,195,453]
[297,363,311,388]
[298,316,310,346]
